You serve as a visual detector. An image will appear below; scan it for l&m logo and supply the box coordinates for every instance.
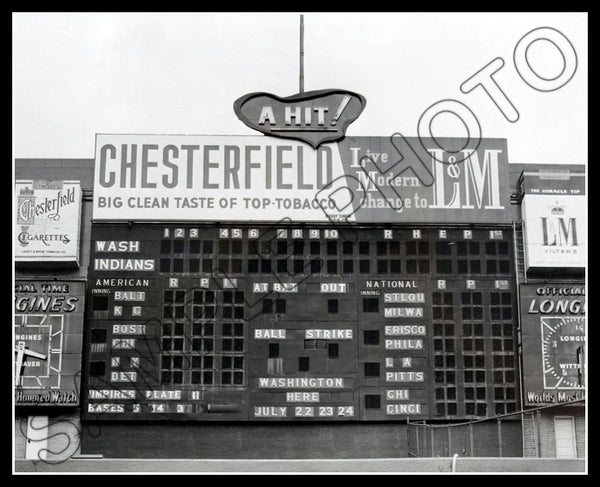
[541,204,578,247]
[523,193,585,270]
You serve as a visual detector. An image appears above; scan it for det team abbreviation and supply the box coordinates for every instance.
[96,195,338,210]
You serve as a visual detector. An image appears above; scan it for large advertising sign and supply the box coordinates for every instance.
[15,180,82,265]
[520,283,585,406]
[521,172,586,270]
[14,280,86,406]
[93,135,511,223]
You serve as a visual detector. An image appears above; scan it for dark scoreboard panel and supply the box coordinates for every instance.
[83,224,520,421]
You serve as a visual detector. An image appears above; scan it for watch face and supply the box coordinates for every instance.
[14,314,64,389]
[541,316,585,389]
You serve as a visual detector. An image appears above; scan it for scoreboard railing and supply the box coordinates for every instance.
[407,415,523,457]
[407,400,585,458]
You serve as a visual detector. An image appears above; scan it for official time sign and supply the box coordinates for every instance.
[520,284,586,406]
[14,280,85,406]
[15,180,82,265]
[93,134,511,224]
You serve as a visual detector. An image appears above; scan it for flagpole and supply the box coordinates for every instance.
[299,14,304,93]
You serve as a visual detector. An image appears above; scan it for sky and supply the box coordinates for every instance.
[12,12,588,166]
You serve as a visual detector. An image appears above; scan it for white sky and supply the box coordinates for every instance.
[12,12,588,165]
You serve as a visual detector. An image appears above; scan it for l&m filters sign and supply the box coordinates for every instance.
[15,180,82,265]
[521,171,586,271]
[93,135,511,224]
[520,284,585,406]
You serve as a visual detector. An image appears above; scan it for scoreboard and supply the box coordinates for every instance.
[83,223,520,421]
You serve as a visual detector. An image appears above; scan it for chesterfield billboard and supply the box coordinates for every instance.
[16,180,82,265]
[93,135,511,223]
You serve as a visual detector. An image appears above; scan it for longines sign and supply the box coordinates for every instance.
[14,280,85,406]
[93,134,511,224]
[520,284,585,406]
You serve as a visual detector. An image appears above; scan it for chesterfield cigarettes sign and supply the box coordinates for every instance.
[15,180,82,265]
[93,134,511,223]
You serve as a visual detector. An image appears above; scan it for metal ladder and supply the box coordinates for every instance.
[513,220,533,457]
[513,221,526,283]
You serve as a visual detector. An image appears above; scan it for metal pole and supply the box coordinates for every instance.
[451,453,459,472]
[299,15,304,93]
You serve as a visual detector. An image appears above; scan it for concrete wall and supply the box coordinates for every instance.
[14,412,82,462]
[80,419,527,459]
[80,422,409,459]
[14,419,27,460]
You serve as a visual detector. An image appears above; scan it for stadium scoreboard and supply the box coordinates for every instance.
[83,223,519,421]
